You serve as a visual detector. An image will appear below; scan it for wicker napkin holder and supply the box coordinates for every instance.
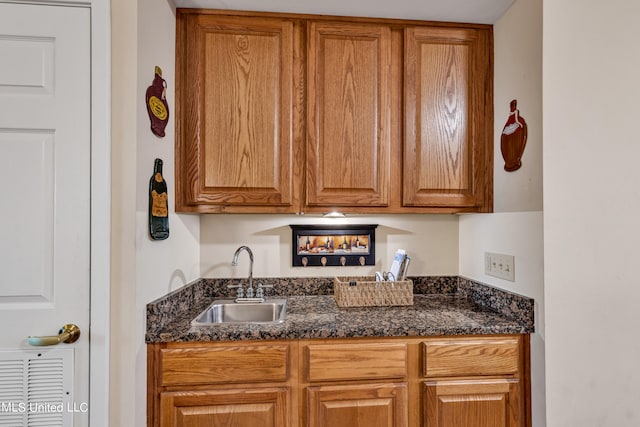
[333,276,414,307]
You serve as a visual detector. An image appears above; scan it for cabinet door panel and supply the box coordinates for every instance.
[308,383,407,427]
[176,14,296,210]
[160,387,289,427]
[307,22,391,207]
[404,27,492,210]
[424,379,522,427]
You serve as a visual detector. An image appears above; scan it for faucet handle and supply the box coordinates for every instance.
[227,284,244,299]
[255,283,273,299]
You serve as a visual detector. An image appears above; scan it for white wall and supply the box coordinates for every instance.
[134,0,201,296]
[459,0,545,425]
[109,0,137,423]
[134,1,201,426]
[111,0,200,425]
[543,0,640,425]
[110,1,547,425]
[492,0,542,214]
[201,214,459,277]
[459,212,544,425]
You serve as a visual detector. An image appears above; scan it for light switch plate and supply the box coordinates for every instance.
[484,252,515,282]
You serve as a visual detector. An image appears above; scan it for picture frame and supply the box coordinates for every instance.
[290,224,377,267]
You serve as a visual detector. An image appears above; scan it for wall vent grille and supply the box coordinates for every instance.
[0,349,73,427]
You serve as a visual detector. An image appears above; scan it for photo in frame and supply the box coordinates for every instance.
[290,224,377,267]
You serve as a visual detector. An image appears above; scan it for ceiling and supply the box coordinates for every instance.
[172,0,515,25]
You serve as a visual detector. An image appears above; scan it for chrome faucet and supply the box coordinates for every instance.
[231,246,254,298]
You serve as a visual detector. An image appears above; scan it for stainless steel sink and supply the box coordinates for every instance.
[191,299,287,325]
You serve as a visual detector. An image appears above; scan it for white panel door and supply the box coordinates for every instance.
[0,3,90,426]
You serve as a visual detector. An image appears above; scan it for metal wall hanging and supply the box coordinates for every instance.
[290,224,377,267]
[145,66,170,137]
[500,99,528,172]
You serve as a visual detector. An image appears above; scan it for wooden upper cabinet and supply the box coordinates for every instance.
[306,22,391,207]
[404,27,492,211]
[174,10,493,213]
[175,12,299,212]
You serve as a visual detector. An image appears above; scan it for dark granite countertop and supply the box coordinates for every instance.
[146,276,534,343]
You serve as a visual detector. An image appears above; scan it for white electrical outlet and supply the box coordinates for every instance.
[484,252,515,281]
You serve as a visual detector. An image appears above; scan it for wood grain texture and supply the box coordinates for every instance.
[521,334,532,427]
[202,31,279,188]
[308,383,408,427]
[404,27,492,210]
[176,10,493,213]
[148,335,528,427]
[160,387,289,427]
[306,21,391,207]
[148,342,161,427]
[423,336,520,377]
[304,342,407,382]
[160,344,289,386]
[175,13,297,210]
[424,379,521,427]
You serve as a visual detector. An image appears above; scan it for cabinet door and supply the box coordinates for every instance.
[424,379,522,427]
[160,387,290,427]
[176,13,297,212]
[306,22,391,207]
[308,382,407,427]
[404,27,492,211]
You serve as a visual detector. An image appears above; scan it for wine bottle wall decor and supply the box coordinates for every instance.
[149,158,169,240]
[500,99,528,172]
[145,66,170,137]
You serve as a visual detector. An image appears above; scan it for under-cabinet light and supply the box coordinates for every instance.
[322,211,346,218]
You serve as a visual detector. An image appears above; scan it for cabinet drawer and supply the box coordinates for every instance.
[304,342,407,382]
[160,387,290,427]
[160,343,289,386]
[422,337,520,377]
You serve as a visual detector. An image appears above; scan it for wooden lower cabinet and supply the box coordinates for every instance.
[308,383,408,427]
[160,387,290,427]
[421,336,526,427]
[423,379,521,427]
[148,335,530,427]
